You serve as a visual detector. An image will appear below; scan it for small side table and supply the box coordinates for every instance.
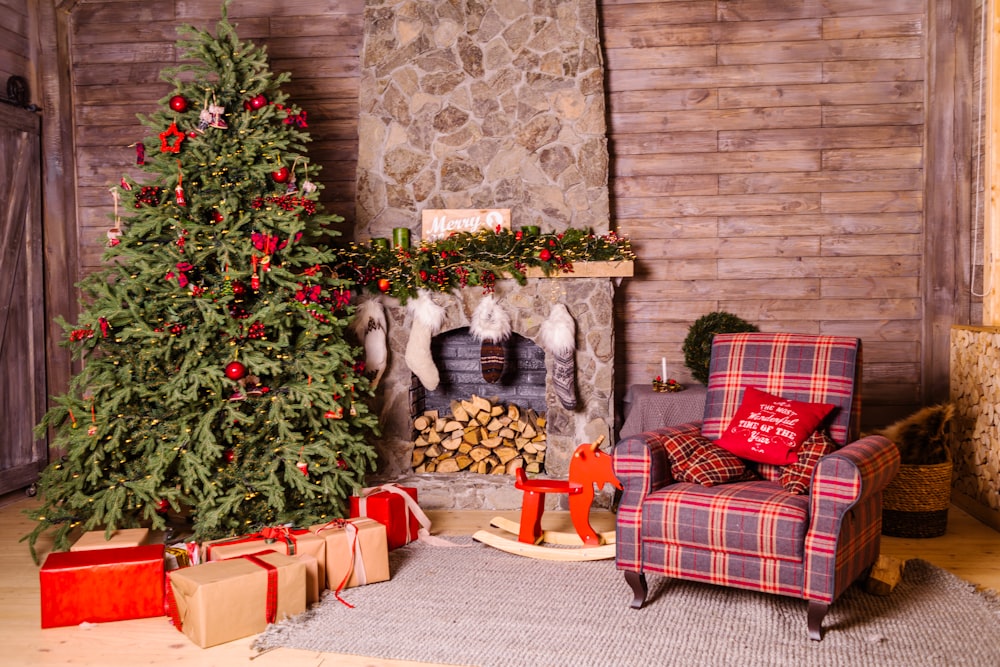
[619,384,708,439]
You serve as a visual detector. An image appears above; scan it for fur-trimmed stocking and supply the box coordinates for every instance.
[349,297,388,389]
[405,290,446,390]
[469,295,512,384]
[539,303,577,409]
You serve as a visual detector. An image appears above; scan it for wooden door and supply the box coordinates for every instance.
[0,102,47,495]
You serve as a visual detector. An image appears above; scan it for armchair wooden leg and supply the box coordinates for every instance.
[807,600,828,641]
[625,571,648,609]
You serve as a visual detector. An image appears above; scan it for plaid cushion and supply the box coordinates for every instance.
[701,333,860,447]
[755,430,837,494]
[661,429,756,486]
[642,481,810,561]
[781,430,837,494]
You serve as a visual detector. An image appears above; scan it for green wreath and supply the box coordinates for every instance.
[682,311,758,384]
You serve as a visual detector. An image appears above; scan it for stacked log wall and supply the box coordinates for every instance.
[950,326,1000,531]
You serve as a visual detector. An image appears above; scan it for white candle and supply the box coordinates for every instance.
[661,357,667,381]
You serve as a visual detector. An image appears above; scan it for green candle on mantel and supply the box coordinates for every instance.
[371,237,389,250]
[392,227,410,248]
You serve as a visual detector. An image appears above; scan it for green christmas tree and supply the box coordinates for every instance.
[23,5,378,559]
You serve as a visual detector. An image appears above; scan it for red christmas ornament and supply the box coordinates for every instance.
[250,94,268,110]
[225,361,247,380]
[296,460,309,476]
[377,278,391,293]
[159,122,185,153]
[271,166,290,183]
[224,448,235,463]
[155,499,169,514]
[538,248,552,262]
[169,95,189,112]
[336,458,349,470]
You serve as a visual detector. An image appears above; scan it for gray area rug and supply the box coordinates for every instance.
[254,537,1000,666]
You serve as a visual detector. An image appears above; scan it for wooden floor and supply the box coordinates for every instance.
[5,496,999,667]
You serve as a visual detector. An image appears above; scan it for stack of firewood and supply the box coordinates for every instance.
[411,395,547,475]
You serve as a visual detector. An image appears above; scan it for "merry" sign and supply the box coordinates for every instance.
[421,208,511,242]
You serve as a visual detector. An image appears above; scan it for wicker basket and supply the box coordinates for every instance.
[881,460,953,538]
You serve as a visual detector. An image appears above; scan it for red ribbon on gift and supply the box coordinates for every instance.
[165,579,183,632]
[239,552,279,624]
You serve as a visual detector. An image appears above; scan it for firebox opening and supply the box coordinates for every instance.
[409,327,549,475]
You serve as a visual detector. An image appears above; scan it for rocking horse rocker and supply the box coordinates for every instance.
[473,436,622,560]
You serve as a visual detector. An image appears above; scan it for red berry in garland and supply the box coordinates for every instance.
[169,95,188,112]
[224,361,247,380]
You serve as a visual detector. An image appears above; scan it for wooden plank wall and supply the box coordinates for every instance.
[0,0,31,85]
[67,0,363,271]
[50,0,977,429]
[602,0,933,427]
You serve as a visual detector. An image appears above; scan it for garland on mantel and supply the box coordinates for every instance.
[337,227,635,303]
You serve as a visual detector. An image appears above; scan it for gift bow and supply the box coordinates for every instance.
[312,519,368,608]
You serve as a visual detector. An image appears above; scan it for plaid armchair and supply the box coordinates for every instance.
[613,333,900,640]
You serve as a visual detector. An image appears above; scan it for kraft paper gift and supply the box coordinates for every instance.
[70,528,151,552]
[166,551,306,648]
[310,518,389,600]
[202,527,326,604]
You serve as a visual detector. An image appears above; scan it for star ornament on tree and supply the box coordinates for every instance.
[159,121,186,153]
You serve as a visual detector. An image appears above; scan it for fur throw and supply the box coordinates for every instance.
[875,403,955,465]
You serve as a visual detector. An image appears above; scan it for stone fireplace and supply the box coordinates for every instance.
[353,0,618,509]
[369,277,618,509]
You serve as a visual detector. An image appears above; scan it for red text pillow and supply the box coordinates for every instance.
[715,387,835,465]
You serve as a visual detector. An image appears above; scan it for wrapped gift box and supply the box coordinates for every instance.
[167,551,306,648]
[40,544,165,628]
[349,485,422,550]
[70,528,151,552]
[202,528,326,604]
[310,518,389,592]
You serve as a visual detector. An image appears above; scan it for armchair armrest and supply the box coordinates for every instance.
[612,423,700,572]
[810,434,900,512]
[613,423,701,504]
[803,434,900,602]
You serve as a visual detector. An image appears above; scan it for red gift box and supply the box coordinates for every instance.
[349,484,424,550]
[40,544,165,628]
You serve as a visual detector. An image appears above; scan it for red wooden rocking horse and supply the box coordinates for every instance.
[473,436,622,560]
